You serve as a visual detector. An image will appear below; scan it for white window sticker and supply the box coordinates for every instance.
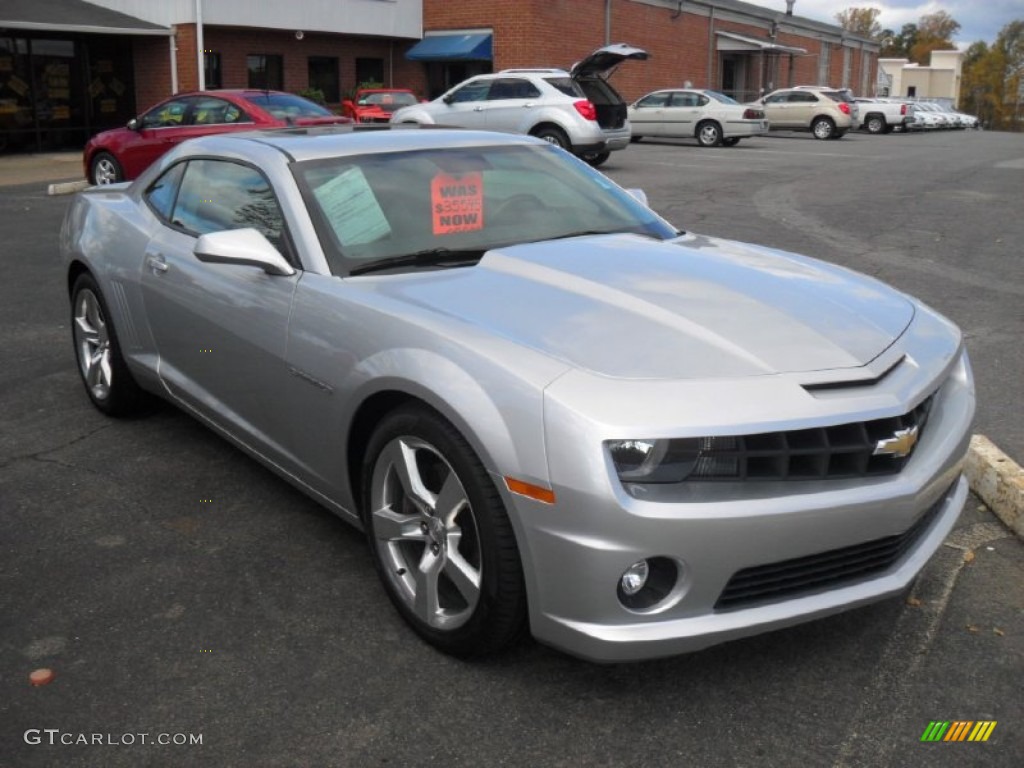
[313,166,391,247]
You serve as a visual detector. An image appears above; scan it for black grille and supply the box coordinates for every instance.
[689,395,933,481]
[715,489,949,611]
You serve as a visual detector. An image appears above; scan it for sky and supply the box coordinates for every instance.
[783,0,1024,46]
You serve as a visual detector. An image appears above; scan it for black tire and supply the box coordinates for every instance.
[832,130,846,139]
[532,125,570,150]
[89,151,123,185]
[361,404,527,657]
[696,120,722,147]
[70,273,150,416]
[582,150,610,167]
[865,114,886,134]
[721,137,741,147]
[811,116,835,140]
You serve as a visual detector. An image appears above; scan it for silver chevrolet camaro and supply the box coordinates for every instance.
[61,127,975,662]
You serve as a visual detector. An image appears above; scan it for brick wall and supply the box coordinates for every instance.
[422,0,876,103]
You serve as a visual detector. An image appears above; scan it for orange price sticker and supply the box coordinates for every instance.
[431,172,484,235]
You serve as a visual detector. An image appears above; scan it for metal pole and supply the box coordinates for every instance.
[169,32,179,94]
[195,0,205,91]
[605,0,611,45]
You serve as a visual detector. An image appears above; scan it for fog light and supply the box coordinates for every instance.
[620,560,650,596]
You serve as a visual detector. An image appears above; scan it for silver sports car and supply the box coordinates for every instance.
[61,127,975,662]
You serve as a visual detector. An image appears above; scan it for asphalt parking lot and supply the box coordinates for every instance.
[2,130,1022,766]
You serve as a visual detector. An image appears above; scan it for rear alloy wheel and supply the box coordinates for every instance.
[532,126,570,150]
[865,115,886,134]
[721,137,741,147]
[89,151,123,185]
[582,151,610,167]
[696,121,722,147]
[71,273,149,416]
[363,405,527,657]
[811,117,835,140]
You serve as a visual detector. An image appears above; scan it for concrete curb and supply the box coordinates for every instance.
[47,180,90,196]
[966,434,1023,539]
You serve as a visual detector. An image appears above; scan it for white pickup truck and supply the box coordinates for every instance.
[853,98,916,134]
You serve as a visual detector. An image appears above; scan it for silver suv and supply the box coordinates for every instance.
[390,44,648,166]
[755,87,856,139]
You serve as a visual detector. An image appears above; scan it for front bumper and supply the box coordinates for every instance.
[511,340,974,662]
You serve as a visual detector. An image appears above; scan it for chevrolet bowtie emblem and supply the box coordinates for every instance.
[873,426,919,458]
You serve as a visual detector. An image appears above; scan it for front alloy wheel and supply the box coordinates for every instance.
[73,287,113,402]
[812,117,835,140]
[364,406,526,656]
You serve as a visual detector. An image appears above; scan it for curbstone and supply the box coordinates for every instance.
[48,180,90,196]
[965,434,1024,540]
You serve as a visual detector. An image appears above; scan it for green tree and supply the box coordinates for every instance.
[880,24,917,58]
[836,7,882,39]
[960,19,1024,131]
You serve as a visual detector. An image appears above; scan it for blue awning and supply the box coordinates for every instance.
[406,33,492,62]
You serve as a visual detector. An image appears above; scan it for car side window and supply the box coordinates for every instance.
[486,78,541,100]
[669,92,697,107]
[448,80,491,103]
[170,159,288,253]
[637,93,670,108]
[695,94,710,107]
[144,162,187,221]
[190,96,248,125]
[764,93,788,104]
[790,92,818,103]
[140,98,193,129]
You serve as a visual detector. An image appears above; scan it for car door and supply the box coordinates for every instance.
[118,96,197,178]
[761,91,791,127]
[663,91,703,138]
[629,92,670,136]
[139,157,299,454]
[482,77,543,133]
[789,91,820,127]
[436,78,492,129]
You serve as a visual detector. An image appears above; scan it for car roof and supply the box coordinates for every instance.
[176,126,543,163]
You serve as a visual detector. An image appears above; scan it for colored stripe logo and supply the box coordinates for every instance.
[920,721,997,742]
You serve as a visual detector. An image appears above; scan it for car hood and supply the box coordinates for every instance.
[369,234,914,381]
[570,43,649,79]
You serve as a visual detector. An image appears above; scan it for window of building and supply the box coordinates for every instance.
[204,51,222,89]
[907,86,917,98]
[307,56,339,102]
[248,54,283,90]
[355,57,385,86]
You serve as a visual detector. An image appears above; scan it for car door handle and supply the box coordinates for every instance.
[146,253,168,274]
[522,102,535,108]
[473,106,485,112]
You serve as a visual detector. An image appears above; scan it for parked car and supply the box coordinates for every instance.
[62,127,974,663]
[342,88,419,123]
[83,90,352,185]
[390,43,649,166]
[853,98,915,134]
[627,89,768,146]
[755,87,855,139]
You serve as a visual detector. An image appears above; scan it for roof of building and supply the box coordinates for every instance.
[691,0,877,45]
[0,0,170,35]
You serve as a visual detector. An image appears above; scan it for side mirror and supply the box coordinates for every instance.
[193,228,295,276]
[442,94,455,105]
[626,188,648,207]
[127,117,139,130]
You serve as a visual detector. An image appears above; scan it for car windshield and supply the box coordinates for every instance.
[243,92,334,118]
[705,91,740,105]
[360,92,418,109]
[294,143,677,276]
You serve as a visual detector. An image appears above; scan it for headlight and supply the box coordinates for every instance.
[607,439,701,484]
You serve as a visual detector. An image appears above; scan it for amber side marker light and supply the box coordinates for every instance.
[504,477,556,505]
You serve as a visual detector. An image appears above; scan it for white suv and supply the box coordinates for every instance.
[390,44,648,166]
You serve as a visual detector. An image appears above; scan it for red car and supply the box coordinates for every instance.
[341,88,419,124]
[84,89,352,185]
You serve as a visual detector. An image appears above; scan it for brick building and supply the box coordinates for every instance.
[0,0,876,153]
[414,0,879,103]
